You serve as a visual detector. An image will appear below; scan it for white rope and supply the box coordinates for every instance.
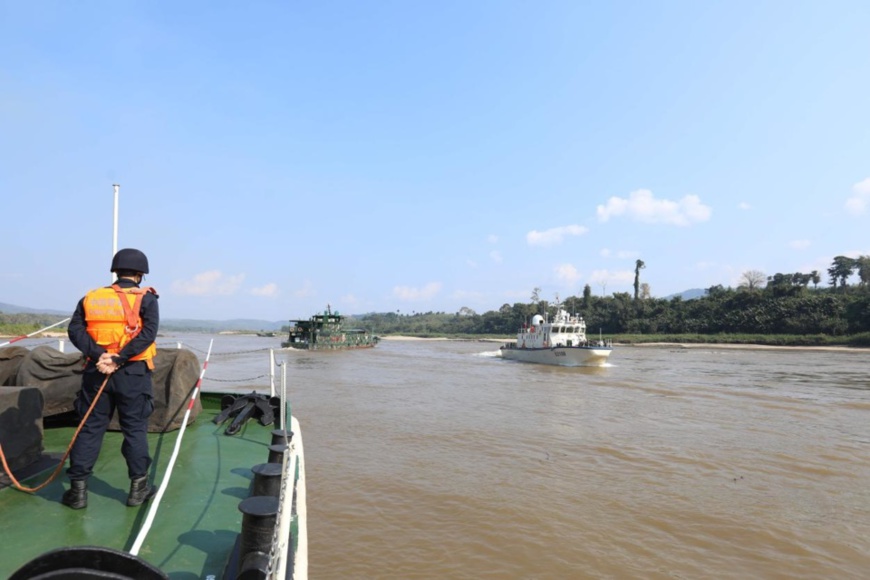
[129,339,214,556]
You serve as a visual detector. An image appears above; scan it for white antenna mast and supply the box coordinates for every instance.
[112,184,119,283]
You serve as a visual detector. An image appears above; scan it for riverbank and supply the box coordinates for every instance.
[626,342,870,353]
[0,331,67,340]
[5,333,868,353]
[379,335,450,341]
[378,335,870,352]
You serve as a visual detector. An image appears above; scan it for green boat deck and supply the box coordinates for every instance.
[0,392,295,579]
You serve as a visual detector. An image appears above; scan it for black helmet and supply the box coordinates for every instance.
[111,248,150,274]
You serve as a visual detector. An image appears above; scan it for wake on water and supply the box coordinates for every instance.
[474,350,503,358]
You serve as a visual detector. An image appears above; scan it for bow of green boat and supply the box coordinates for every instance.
[0,347,307,580]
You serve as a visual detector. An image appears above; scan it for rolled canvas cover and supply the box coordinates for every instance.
[109,348,203,433]
[7,346,202,432]
[13,346,83,416]
[0,346,29,386]
[0,386,44,476]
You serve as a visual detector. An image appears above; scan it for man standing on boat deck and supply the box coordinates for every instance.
[62,248,159,509]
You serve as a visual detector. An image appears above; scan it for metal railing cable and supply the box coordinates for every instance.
[167,343,275,357]
[203,374,269,383]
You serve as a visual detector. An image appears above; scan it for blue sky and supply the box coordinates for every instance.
[2,1,869,321]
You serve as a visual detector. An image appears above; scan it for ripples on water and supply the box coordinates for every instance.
[171,335,870,579]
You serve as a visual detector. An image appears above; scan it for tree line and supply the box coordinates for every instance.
[353,256,870,344]
[0,312,68,336]
[4,256,868,344]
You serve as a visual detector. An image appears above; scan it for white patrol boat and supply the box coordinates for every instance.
[500,307,613,367]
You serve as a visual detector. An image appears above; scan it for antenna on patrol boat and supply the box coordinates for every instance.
[112,184,120,283]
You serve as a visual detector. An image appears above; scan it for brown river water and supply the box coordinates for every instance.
[157,335,870,578]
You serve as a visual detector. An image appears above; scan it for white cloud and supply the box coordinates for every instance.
[489,250,502,263]
[172,270,245,296]
[393,282,442,301]
[738,202,751,210]
[340,293,359,306]
[452,289,487,302]
[294,280,315,298]
[597,189,712,226]
[845,178,870,215]
[588,269,634,289]
[789,240,811,250]
[797,258,834,282]
[487,234,499,244]
[555,264,582,285]
[250,283,278,297]
[502,289,530,301]
[600,248,637,259]
[526,224,588,247]
[466,259,478,268]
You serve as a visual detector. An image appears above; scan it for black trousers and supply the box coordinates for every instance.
[67,361,154,481]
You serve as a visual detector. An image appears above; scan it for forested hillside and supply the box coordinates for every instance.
[0,312,69,336]
[353,261,870,346]
[354,285,870,341]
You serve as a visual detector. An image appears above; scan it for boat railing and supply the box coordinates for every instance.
[268,359,307,579]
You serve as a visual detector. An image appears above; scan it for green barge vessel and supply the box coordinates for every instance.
[281,305,378,350]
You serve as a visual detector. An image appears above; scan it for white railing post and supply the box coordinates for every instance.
[270,349,276,397]
[281,362,287,430]
[112,184,119,285]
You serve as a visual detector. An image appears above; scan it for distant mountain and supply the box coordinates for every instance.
[161,318,286,332]
[1,301,284,332]
[0,302,69,315]
[664,288,707,300]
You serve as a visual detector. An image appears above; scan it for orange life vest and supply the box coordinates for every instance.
[83,284,157,369]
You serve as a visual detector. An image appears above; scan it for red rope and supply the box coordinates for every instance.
[0,373,112,493]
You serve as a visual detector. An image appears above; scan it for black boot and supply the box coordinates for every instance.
[62,479,88,509]
[126,476,156,506]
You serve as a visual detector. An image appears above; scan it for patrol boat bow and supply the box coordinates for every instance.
[0,341,307,579]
